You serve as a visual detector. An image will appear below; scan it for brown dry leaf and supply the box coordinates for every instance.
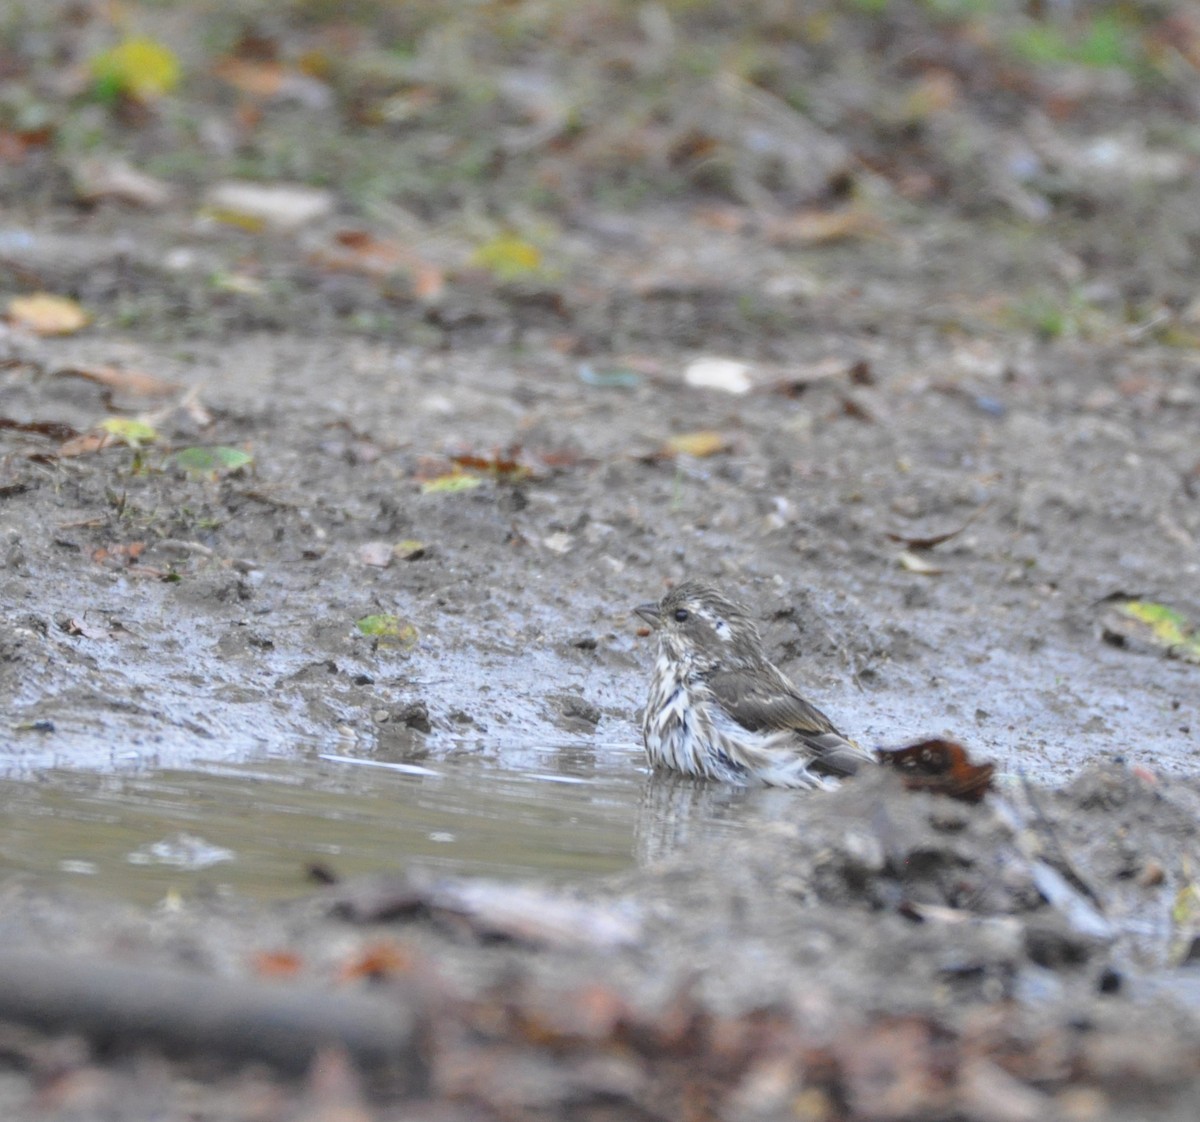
[512,983,630,1048]
[57,432,111,458]
[766,207,884,247]
[310,229,406,277]
[886,501,990,550]
[8,293,90,336]
[839,394,876,422]
[212,56,285,98]
[663,431,729,458]
[91,542,146,566]
[0,125,53,163]
[310,230,446,297]
[412,262,446,302]
[251,950,304,978]
[771,356,869,396]
[337,940,415,983]
[0,417,80,442]
[56,363,179,396]
[451,452,533,481]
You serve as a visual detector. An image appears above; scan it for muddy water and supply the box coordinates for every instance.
[0,747,656,905]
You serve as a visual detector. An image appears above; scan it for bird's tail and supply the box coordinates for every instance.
[804,730,876,778]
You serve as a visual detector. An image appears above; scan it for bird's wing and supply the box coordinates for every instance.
[705,667,873,777]
[706,667,837,733]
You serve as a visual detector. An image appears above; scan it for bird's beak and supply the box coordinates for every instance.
[634,602,660,627]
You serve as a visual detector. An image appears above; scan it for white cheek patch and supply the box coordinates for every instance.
[713,617,732,641]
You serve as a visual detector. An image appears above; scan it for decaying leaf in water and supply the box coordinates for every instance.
[877,739,995,802]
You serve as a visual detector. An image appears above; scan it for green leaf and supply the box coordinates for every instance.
[174,446,254,478]
[471,233,542,281]
[356,615,419,648]
[1116,600,1200,664]
[394,540,427,560]
[100,417,158,448]
[90,37,181,102]
[1009,13,1136,71]
[421,472,482,494]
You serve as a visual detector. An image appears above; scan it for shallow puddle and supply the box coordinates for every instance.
[0,741,829,905]
[0,746,649,905]
[0,742,790,905]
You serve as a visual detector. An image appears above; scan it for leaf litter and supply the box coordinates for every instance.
[7,293,91,336]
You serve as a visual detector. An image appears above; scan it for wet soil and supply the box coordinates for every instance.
[2,3,1200,1117]
[3,194,1200,1117]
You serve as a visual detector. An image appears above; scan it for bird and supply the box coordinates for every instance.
[635,580,875,788]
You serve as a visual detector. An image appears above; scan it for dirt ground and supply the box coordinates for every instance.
[2,1,1200,1118]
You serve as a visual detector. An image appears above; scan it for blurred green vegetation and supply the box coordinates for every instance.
[0,0,1192,220]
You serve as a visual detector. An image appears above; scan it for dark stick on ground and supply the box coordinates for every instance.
[0,950,426,1084]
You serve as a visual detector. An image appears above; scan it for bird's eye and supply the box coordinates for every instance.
[673,608,689,622]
